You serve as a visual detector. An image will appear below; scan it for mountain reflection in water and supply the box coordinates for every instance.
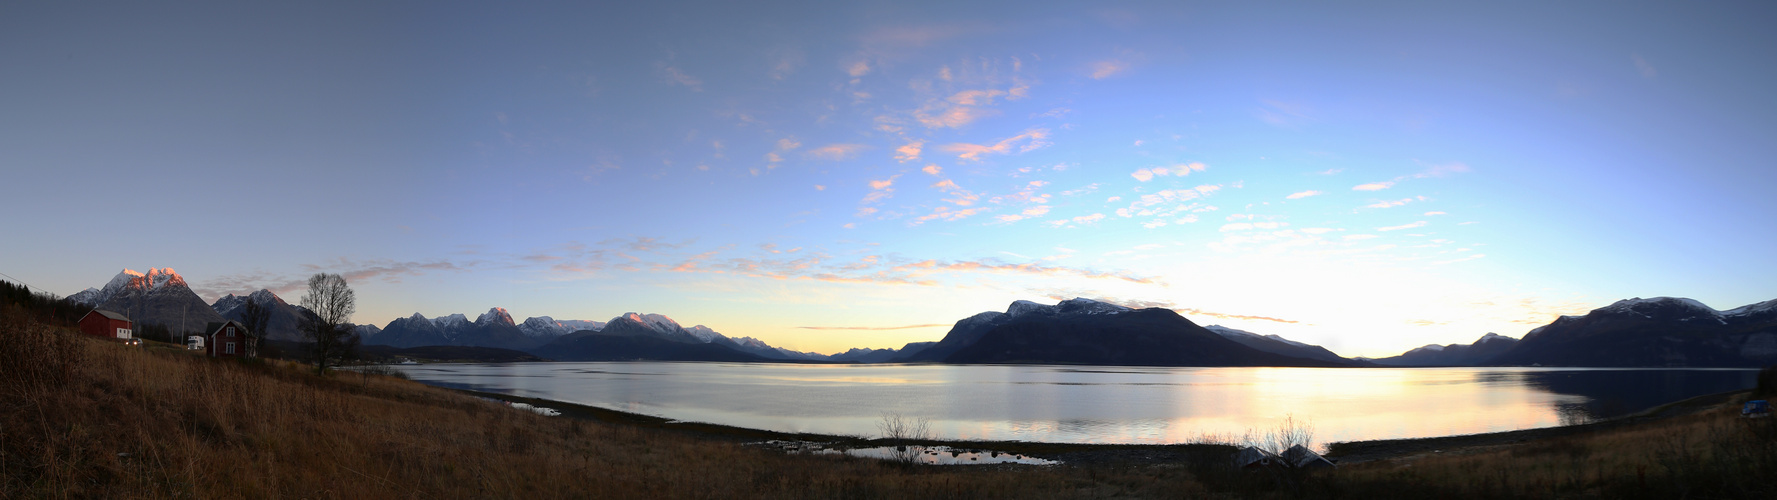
[392,363,1758,444]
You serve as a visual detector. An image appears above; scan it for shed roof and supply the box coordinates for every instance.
[85,309,131,322]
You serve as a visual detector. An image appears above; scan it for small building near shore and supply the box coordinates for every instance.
[1234,446,1282,468]
[78,309,133,339]
[204,321,256,358]
[1283,444,1336,469]
[1235,445,1336,469]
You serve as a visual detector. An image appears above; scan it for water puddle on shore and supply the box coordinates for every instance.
[755,441,1058,465]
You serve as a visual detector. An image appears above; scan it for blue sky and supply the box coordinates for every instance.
[4,1,1774,357]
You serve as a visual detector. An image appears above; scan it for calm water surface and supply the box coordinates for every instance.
[392,363,1757,444]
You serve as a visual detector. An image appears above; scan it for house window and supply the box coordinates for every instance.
[226,326,234,337]
[226,343,235,354]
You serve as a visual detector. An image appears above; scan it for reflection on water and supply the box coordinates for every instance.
[759,441,1057,465]
[392,363,1757,444]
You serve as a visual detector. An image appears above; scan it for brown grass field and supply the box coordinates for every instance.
[3,305,1774,498]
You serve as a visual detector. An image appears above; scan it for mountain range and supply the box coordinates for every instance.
[68,268,225,335]
[60,269,1777,368]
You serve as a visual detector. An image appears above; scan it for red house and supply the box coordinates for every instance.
[204,321,256,358]
[78,309,134,339]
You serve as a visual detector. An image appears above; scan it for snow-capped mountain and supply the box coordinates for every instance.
[369,308,614,351]
[70,268,224,337]
[516,316,606,337]
[210,289,313,341]
[68,268,189,306]
[477,307,515,326]
[899,297,1340,367]
[1491,296,1777,367]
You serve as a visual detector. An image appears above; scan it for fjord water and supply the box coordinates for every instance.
[392,363,1757,444]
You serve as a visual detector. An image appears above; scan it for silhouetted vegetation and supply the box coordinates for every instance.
[0,279,84,326]
[1758,365,1776,397]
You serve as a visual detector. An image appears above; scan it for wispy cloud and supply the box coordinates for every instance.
[1632,53,1658,79]
[922,164,942,176]
[940,128,1052,161]
[1255,100,1311,127]
[1286,190,1323,199]
[895,141,924,162]
[1377,221,1427,231]
[1365,197,1416,209]
[1090,60,1129,79]
[805,143,868,161]
[1353,181,1395,191]
[1130,162,1206,182]
[656,63,703,91]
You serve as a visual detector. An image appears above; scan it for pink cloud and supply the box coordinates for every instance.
[805,143,868,161]
[940,129,1052,161]
[895,141,924,162]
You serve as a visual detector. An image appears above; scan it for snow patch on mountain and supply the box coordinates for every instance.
[476,307,515,326]
[1003,297,1132,318]
[620,313,685,335]
[684,325,727,343]
[432,314,469,329]
[1725,298,1777,317]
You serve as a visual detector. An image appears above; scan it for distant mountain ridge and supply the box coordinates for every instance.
[211,289,313,341]
[898,298,1345,367]
[1204,325,1357,365]
[1369,296,1777,367]
[1485,296,1777,367]
[1370,333,1518,366]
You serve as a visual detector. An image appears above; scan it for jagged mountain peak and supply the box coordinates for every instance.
[684,325,726,343]
[246,289,286,306]
[619,312,683,334]
[1004,297,1132,318]
[476,307,515,326]
[1476,332,1515,343]
[432,313,469,329]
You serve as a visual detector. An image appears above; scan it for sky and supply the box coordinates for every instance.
[3,1,1775,358]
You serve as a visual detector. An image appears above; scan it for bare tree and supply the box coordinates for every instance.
[239,297,271,357]
[299,273,357,374]
[877,411,932,465]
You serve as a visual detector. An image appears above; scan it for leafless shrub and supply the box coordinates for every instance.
[877,411,931,465]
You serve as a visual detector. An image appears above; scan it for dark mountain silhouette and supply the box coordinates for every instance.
[1204,325,1358,365]
[904,298,1341,367]
[212,289,313,342]
[1486,297,1777,367]
[1371,333,1519,366]
[365,308,539,350]
[527,314,768,362]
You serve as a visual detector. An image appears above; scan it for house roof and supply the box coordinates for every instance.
[1234,446,1281,467]
[205,320,257,338]
[1283,444,1336,468]
[84,309,131,322]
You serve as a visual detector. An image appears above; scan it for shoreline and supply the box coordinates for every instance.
[437,383,1753,467]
